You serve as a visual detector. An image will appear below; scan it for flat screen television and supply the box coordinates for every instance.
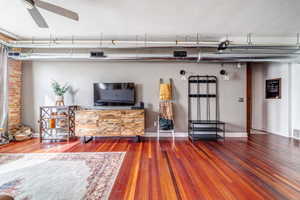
[94,83,135,106]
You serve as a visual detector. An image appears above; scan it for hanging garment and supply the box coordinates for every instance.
[159,102,174,130]
[159,118,174,130]
[159,101,173,120]
[159,83,172,100]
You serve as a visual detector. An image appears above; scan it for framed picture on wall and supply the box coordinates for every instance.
[266,78,281,99]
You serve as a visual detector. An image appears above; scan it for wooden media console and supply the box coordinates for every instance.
[75,109,145,142]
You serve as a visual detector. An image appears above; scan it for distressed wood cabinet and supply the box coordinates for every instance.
[75,109,145,137]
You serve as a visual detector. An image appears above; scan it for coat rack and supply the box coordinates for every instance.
[188,75,225,140]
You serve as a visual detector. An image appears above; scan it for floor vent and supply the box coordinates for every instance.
[293,129,300,139]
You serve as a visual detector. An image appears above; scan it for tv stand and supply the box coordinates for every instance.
[75,109,145,143]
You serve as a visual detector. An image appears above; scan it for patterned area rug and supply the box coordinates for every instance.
[0,152,125,200]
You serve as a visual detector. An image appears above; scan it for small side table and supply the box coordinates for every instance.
[39,105,79,142]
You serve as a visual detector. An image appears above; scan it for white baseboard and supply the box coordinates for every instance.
[144,132,187,137]
[144,132,248,138]
[251,128,290,138]
[222,132,248,137]
[251,129,267,134]
[33,132,248,138]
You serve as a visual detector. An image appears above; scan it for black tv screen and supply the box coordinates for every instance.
[94,83,135,106]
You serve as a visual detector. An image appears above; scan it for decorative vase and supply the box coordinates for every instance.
[55,95,65,106]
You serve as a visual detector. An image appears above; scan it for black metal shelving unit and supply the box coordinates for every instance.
[188,75,225,141]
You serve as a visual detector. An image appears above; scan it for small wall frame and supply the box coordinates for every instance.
[266,78,281,99]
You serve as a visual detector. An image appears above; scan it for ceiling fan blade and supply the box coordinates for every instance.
[34,0,79,21]
[27,7,48,28]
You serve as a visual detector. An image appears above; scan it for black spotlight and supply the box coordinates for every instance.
[218,40,230,51]
[174,51,187,57]
[220,69,227,75]
[180,70,186,75]
[90,51,105,57]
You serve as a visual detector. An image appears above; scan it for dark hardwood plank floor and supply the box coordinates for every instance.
[0,134,299,200]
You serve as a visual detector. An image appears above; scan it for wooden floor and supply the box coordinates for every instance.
[0,134,300,200]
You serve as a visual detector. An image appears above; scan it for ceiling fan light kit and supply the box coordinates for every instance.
[22,0,79,28]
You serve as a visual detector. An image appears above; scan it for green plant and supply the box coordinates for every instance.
[51,80,70,96]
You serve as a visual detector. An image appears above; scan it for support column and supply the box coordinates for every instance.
[8,59,22,131]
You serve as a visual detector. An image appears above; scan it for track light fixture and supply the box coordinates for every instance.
[220,69,227,76]
[180,70,187,80]
[218,40,230,51]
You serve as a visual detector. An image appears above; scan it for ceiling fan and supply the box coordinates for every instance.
[22,0,79,28]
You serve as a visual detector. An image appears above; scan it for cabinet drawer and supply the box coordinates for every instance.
[75,111,99,127]
[76,128,98,136]
[121,120,144,136]
[121,110,144,117]
[75,109,144,137]
[98,124,121,135]
[76,127,120,136]
[99,110,121,120]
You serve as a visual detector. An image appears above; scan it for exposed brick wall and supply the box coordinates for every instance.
[8,59,22,131]
[0,33,23,131]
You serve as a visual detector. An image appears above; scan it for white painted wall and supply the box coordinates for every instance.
[291,63,300,137]
[22,61,246,134]
[251,63,291,137]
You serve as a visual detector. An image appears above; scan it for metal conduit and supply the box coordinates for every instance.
[7,52,298,62]
[1,39,300,50]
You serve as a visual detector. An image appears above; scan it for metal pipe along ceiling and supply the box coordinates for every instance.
[3,40,219,49]
[8,52,299,62]
[3,38,300,62]
[2,39,300,50]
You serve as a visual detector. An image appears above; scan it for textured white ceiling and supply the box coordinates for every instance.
[1,0,300,39]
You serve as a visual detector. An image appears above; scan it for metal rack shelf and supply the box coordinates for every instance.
[189,120,225,124]
[188,79,217,83]
[189,94,217,98]
[39,105,79,142]
[189,134,223,140]
[44,116,69,118]
[190,127,224,132]
[188,75,225,141]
